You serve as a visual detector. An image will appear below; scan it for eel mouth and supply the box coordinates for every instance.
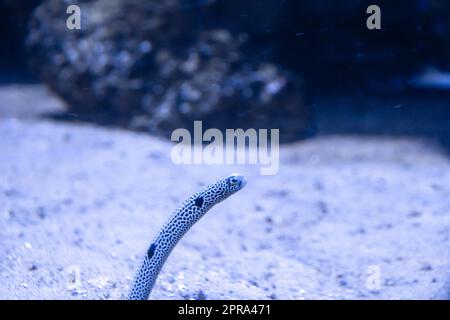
[239,176,247,189]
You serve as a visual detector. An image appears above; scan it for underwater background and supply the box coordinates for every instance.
[0,0,449,299]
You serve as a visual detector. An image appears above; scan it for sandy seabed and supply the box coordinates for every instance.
[0,85,449,299]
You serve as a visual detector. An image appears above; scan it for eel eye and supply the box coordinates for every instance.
[229,177,238,186]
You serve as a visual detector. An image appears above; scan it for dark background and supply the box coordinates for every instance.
[1,0,449,147]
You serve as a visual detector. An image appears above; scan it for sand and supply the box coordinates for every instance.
[0,85,449,299]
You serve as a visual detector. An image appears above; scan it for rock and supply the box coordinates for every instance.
[26,0,313,142]
[28,264,38,271]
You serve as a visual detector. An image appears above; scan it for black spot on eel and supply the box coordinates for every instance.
[128,173,247,300]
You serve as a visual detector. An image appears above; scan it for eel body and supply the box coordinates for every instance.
[128,173,247,300]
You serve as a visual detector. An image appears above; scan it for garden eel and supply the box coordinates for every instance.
[128,173,247,300]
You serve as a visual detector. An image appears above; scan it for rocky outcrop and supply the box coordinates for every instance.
[26,0,450,140]
[26,0,313,142]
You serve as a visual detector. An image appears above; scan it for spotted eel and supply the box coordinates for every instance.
[128,173,247,300]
